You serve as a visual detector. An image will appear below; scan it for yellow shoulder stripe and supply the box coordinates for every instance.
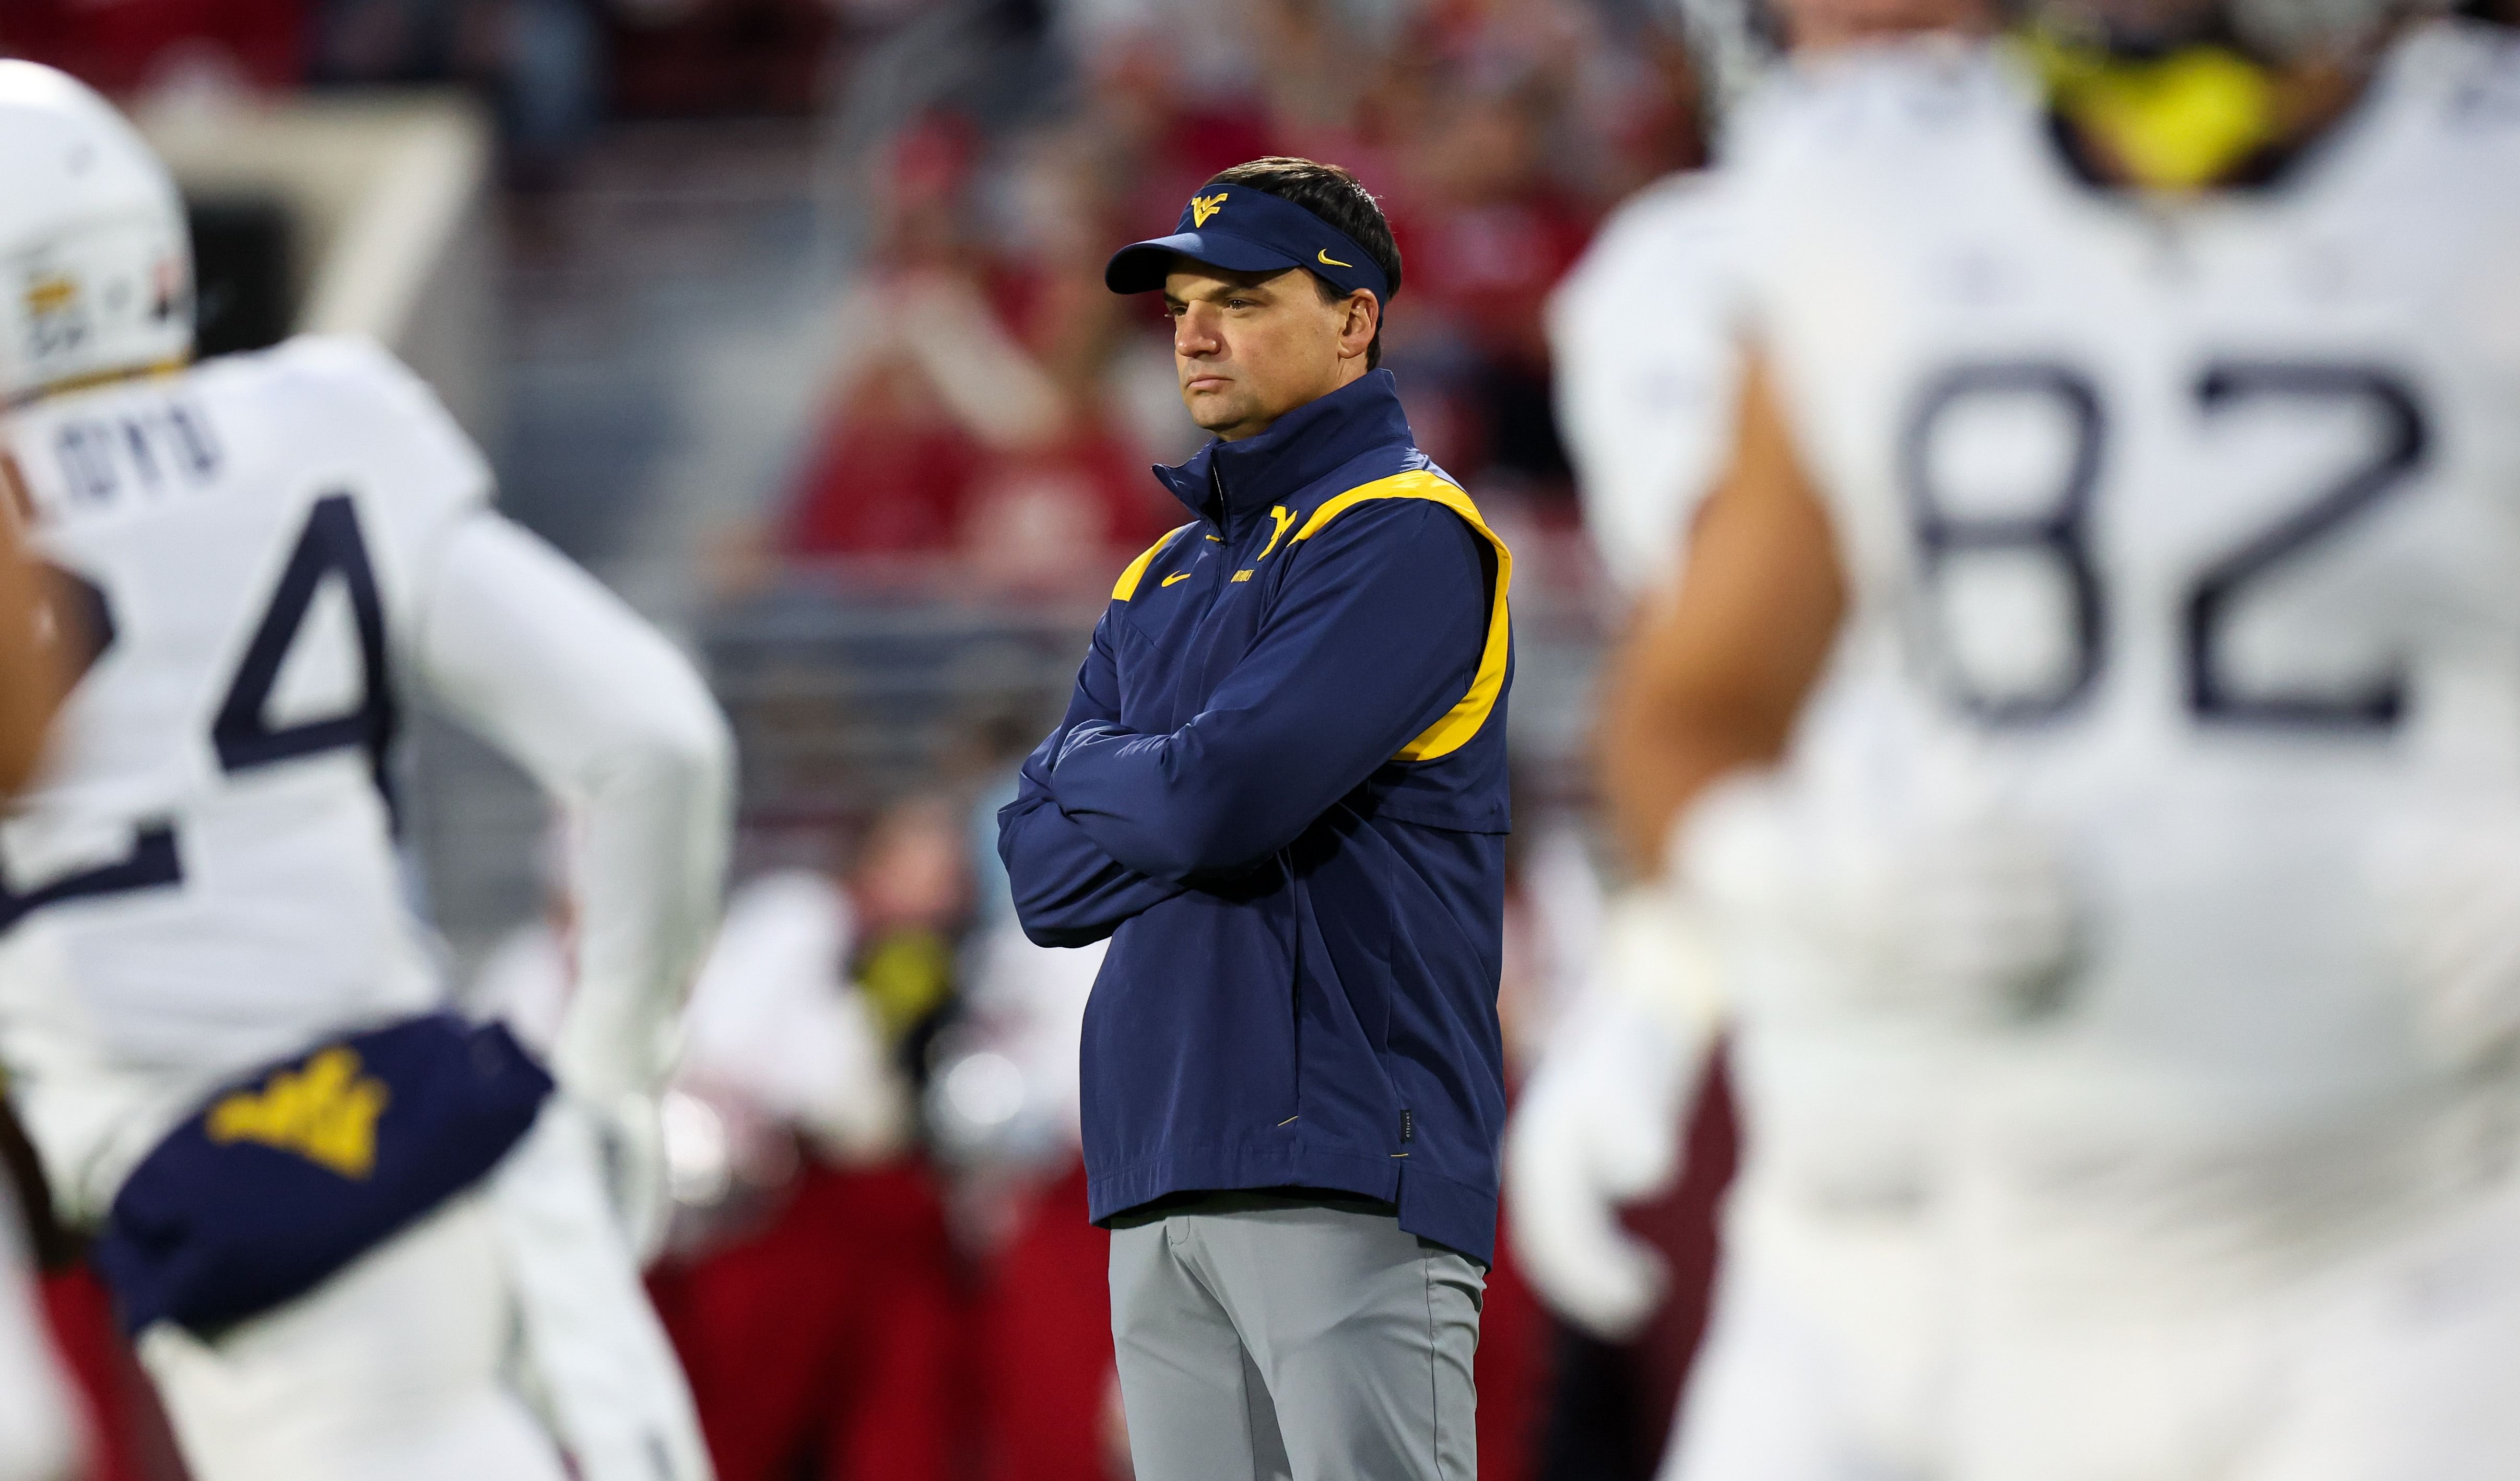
[1112,523,1198,601]
[1294,471,1512,762]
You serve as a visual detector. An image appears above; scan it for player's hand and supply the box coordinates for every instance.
[1504,892,1718,1341]
[1677,745,2077,1022]
[2372,786,2520,1070]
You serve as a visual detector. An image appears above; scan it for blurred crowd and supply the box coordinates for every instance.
[1,2,1728,1479]
[0,0,1704,583]
[764,0,1702,594]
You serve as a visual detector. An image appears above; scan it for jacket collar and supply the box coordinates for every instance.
[1152,369,1415,530]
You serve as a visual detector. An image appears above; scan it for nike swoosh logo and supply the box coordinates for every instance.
[1317,249,1352,268]
[1162,572,1193,586]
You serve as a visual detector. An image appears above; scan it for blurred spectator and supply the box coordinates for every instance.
[775,116,1176,592]
[475,798,972,1481]
[644,797,971,1481]
[929,726,1123,1481]
[936,912,1119,1481]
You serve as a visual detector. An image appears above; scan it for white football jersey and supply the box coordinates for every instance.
[1,336,472,1061]
[1548,78,1969,1254]
[0,335,733,1220]
[1552,120,1974,1255]
[1734,26,2520,1264]
[1544,108,1975,1475]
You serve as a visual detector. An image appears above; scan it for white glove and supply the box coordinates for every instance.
[1676,745,2077,1022]
[489,1102,713,1481]
[1505,892,1721,1340]
[2372,784,2520,1071]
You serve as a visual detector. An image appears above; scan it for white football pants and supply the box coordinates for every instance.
[138,1191,567,1481]
[1659,1197,1949,1481]
[1953,1175,2520,1481]
[137,1102,709,1481]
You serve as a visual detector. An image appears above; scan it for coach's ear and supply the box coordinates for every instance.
[1335,289,1379,363]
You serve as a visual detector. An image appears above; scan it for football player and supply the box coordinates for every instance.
[0,461,81,1481]
[0,63,733,1481]
[1518,4,2021,1479]
[1605,4,2520,1478]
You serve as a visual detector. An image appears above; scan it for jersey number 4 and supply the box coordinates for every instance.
[1903,360,2427,729]
[0,493,396,930]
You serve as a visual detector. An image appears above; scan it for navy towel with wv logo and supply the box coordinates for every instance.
[93,1012,551,1336]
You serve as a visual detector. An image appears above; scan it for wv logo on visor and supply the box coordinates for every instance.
[1191,193,1228,227]
[207,1047,392,1179]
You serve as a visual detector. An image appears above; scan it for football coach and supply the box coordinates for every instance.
[996,156,1513,1480]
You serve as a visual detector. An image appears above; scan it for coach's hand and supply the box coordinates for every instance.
[1505,892,1720,1340]
[1677,745,2077,1023]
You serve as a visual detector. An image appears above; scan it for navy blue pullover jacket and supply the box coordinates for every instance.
[996,370,1514,1264]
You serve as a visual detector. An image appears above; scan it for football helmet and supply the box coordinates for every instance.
[0,62,193,405]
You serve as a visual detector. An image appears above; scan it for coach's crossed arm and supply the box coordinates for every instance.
[1046,500,1488,883]
[998,615,1192,947]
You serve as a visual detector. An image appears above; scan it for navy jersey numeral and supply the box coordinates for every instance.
[2183,366,2426,730]
[213,492,398,805]
[1,493,396,931]
[1903,359,2430,731]
[0,565,180,929]
[1901,363,2108,723]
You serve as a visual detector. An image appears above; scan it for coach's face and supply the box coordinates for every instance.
[1165,262,1378,442]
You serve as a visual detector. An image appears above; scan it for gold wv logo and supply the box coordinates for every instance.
[1258,506,1297,561]
[1190,192,1228,227]
[208,1047,391,1179]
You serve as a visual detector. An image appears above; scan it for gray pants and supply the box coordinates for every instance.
[1109,1193,1484,1481]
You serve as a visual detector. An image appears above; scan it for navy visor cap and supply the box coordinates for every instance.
[1105,185,1392,307]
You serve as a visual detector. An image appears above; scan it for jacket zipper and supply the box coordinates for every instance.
[1203,461,1244,612]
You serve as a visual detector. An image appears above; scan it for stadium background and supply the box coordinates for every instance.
[0,3,1737,1478]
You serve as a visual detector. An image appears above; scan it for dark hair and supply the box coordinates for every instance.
[1204,157,1402,370]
